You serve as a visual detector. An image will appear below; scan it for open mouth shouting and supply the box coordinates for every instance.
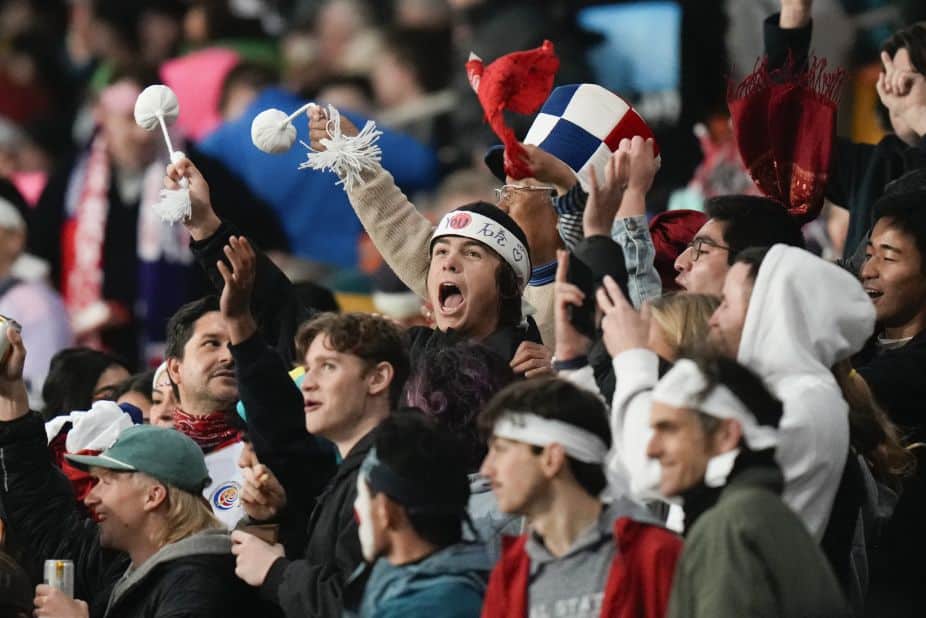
[438,281,466,316]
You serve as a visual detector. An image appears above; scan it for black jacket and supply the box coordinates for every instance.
[763,13,926,261]
[260,430,376,618]
[0,412,270,618]
[854,330,926,442]
[406,318,542,368]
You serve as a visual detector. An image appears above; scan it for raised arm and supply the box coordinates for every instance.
[216,236,336,518]
[611,136,662,307]
[165,158,313,365]
[308,106,433,297]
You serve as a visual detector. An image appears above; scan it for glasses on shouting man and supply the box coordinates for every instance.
[685,238,731,262]
[494,184,557,206]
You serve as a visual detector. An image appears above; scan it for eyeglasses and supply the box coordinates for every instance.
[494,184,557,204]
[685,238,731,262]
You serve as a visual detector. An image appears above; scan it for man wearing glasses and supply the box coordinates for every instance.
[673,195,806,295]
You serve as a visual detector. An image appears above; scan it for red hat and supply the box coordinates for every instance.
[649,210,708,292]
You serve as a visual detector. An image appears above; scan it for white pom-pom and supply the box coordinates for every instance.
[251,108,298,153]
[299,105,382,192]
[134,85,180,131]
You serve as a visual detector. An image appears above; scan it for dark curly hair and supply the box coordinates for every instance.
[403,342,515,470]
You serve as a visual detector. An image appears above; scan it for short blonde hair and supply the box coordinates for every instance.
[649,293,720,356]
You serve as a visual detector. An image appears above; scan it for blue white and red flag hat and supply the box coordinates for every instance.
[485,83,659,191]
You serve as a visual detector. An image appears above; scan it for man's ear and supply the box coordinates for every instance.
[366,362,394,398]
[143,481,168,512]
[712,419,743,454]
[379,494,403,531]
[166,357,182,387]
[539,443,568,480]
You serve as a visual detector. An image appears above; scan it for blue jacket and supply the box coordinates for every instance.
[346,542,491,618]
[199,88,440,267]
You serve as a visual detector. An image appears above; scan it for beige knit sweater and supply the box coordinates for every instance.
[346,167,555,347]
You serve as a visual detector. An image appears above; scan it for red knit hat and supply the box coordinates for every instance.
[649,210,708,292]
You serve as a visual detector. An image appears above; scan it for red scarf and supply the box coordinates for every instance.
[728,55,846,223]
[172,408,242,454]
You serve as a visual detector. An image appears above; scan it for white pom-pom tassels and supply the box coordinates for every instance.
[298,104,382,192]
[154,151,192,223]
[133,84,191,223]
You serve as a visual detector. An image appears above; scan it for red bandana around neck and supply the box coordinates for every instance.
[172,408,242,454]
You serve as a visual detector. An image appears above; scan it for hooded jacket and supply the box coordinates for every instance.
[0,412,273,618]
[345,542,491,618]
[736,245,875,539]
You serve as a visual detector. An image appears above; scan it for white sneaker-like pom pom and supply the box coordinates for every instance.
[134,85,180,131]
[299,105,382,192]
[251,108,298,153]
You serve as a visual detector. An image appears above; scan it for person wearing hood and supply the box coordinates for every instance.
[0,326,272,617]
[601,244,875,540]
[648,354,848,618]
[343,410,491,618]
[477,377,681,618]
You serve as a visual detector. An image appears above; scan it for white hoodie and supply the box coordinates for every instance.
[735,244,875,540]
[586,245,875,539]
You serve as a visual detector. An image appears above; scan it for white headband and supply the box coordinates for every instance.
[492,411,608,464]
[432,210,531,286]
[652,359,778,450]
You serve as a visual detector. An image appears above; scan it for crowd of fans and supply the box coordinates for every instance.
[1,0,926,616]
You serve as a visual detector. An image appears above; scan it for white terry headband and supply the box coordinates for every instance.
[652,359,778,450]
[492,411,609,464]
[432,210,531,287]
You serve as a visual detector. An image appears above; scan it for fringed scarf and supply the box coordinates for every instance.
[172,408,243,454]
[728,55,847,222]
[62,122,194,364]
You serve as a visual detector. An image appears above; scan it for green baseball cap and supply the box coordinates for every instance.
[66,425,211,494]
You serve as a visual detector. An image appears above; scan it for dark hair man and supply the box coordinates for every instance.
[344,410,490,617]
[477,377,681,618]
[673,195,805,295]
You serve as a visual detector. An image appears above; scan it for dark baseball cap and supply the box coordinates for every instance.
[66,425,211,494]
